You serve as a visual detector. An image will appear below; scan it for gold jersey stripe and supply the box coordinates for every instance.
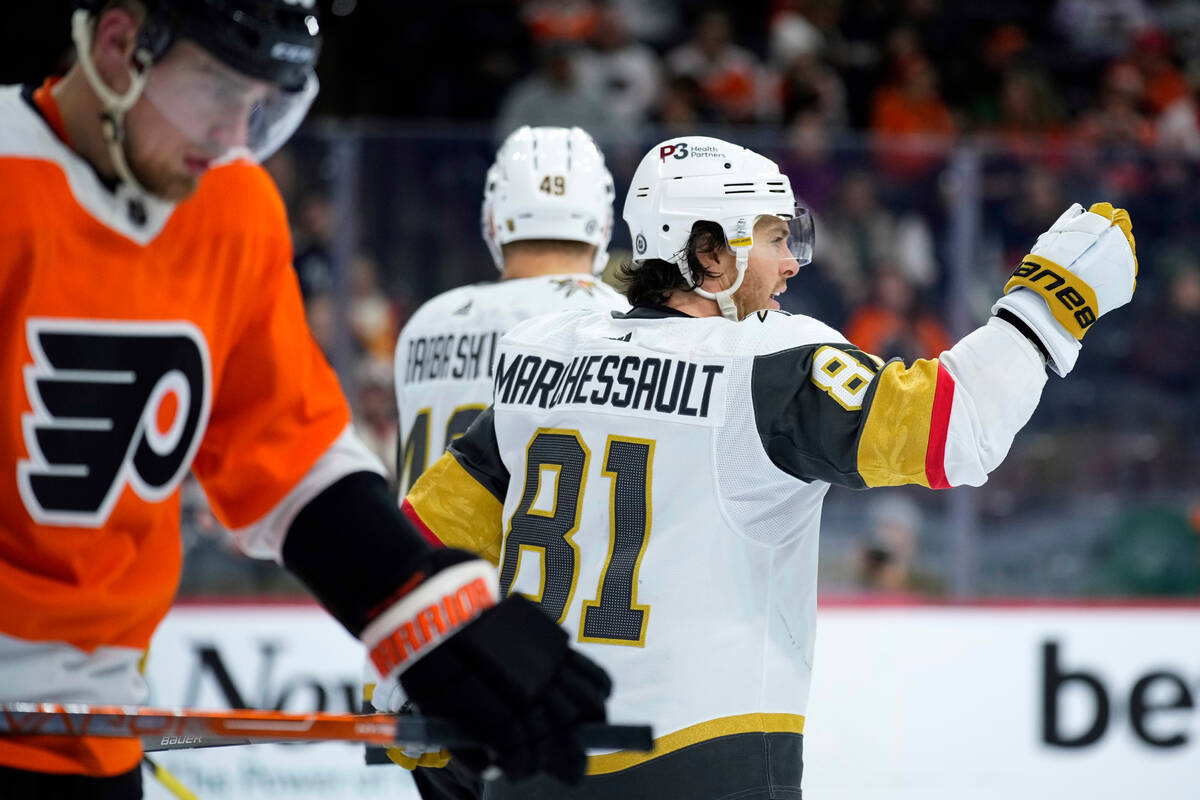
[586,712,805,775]
[856,359,939,488]
[406,452,504,566]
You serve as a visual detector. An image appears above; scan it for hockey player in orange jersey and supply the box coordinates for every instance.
[0,2,611,797]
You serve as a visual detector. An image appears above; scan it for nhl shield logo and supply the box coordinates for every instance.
[635,233,647,254]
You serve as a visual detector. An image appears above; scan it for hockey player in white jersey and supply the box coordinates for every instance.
[400,136,1138,798]
[393,125,628,499]
[377,126,628,799]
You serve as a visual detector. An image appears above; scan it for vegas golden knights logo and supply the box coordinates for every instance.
[18,319,212,527]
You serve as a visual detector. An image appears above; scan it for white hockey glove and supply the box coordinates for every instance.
[992,202,1137,377]
[364,684,451,770]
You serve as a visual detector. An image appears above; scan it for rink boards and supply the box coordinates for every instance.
[141,599,1200,800]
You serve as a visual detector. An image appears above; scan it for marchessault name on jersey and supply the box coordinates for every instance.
[402,330,502,384]
[493,350,727,421]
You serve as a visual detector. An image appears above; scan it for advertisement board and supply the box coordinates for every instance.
[142,603,418,800]
[805,601,1200,799]
[142,601,1200,800]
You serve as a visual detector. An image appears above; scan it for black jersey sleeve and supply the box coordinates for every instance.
[282,470,434,635]
[751,341,957,490]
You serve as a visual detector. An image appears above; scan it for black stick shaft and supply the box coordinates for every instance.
[393,719,653,751]
[142,721,654,752]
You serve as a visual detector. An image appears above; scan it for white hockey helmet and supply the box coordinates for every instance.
[482,126,615,275]
[623,136,813,320]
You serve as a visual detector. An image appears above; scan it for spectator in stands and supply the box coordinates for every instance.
[298,252,400,366]
[1130,155,1200,252]
[995,166,1067,271]
[349,254,400,361]
[992,68,1069,141]
[575,5,661,131]
[769,7,823,69]
[1122,27,1200,156]
[769,11,848,129]
[1075,59,1156,149]
[870,55,956,177]
[652,73,719,133]
[819,169,938,305]
[263,147,298,217]
[845,268,951,361]
[1155,0,1200,69]
[963,24,1032,129]
[855,492,944,595]
[605,0,681,47]
[1131,28,1189,115]
[667,9,763,123]
[495,40,611,141]
[779,111,840,214]
[1125,249,1200,394]
[1155,77,1200,157]
[292,191,336,300]
[521,0,599,44]
[354,358,399,480]
[304,292,336,359]
[1053,0,1154,62]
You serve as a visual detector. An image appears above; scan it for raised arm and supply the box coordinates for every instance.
[751,203,1137,490]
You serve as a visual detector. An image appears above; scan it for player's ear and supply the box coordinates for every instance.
[91,6,142,94]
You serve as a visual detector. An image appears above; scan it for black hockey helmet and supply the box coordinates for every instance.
[74,0,321,91]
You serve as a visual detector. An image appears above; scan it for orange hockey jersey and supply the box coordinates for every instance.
[0,82,381,776]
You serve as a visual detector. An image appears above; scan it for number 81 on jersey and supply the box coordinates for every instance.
[500,429,653,647]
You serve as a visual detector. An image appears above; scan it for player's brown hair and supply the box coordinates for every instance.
[617,221,726,307]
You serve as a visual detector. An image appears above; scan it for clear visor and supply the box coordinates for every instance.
[754,206,815,267]
[785,206,815,266]
[142,41,318,163]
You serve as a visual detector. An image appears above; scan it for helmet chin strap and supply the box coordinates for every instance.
[591,246,609,276]
[690,248,749,321]
[70,10,155,199]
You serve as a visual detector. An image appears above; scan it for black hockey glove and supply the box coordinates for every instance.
[362,549,611,785]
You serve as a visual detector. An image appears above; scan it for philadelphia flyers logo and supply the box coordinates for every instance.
[18,319,212,527]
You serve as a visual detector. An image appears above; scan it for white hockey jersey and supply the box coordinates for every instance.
[403,304,1048,774]
[393,274,628,497]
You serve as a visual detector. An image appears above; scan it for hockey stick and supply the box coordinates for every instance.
[0,703,654,752]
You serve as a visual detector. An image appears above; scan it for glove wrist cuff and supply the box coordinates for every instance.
[362,560,499,678]
[992,288,1081,377]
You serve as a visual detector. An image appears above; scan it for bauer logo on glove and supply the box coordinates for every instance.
[1005,255,1099,338]
[992,201,1137,377]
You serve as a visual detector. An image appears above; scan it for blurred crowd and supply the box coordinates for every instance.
[491,0,1200,153]
[175,0,1200,598]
